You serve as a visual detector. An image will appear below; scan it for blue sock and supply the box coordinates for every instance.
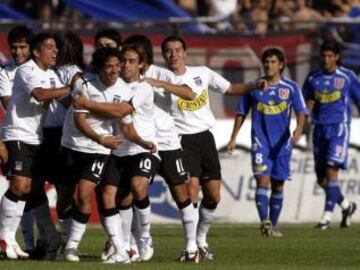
[270,191,283,227]
[325,181,342,212]
[255,186,269,222]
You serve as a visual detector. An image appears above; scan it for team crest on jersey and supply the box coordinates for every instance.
[334,78,345,89]
[50,78,56,88]
[279,88,289,100]
[113,95,122,104]
[193,76,202,86]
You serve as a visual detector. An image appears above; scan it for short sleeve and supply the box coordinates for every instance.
[290,82,308,114]
[207,67,231,94]
[17,66,43,95]
[0,68,12,97]
[131,83,153,111]
[72,80,89,114]
[235,94,251,115]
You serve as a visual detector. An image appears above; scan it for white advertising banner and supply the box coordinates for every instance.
[0,119,359,224]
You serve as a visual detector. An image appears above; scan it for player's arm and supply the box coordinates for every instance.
[0,96,10,110]
[227,94,251,154]
[74,112,122,149]
[73,90,134,118]
[0,140,8,165]
[119,122,157,153]
[145,78,196,100]
[293,112,306,144]
[0,69,12,110]
[225,79,268,96]
[31,86,72,102]
[227,114,246,154]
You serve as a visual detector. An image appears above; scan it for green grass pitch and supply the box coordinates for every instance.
[1,223,360,270]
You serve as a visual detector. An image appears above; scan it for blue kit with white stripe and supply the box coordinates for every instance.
[303,67,360,171]
[236,76,307,180]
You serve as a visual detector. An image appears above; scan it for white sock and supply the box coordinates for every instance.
[66,219,87,250]
[104,213,125,253]
[196,204,216,247]
[58,217,71,242]
[0,192,26,243]
[20,210,35,250]
[134,206,151,238]
[33,202,58,241]
[119,208,133,250]
[340,198,350,210]
[179,203,197,252]
[321,211,333,223]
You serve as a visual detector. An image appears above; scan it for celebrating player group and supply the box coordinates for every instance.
[0,25,357,264]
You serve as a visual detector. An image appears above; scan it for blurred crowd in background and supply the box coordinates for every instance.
[3,0,360,35]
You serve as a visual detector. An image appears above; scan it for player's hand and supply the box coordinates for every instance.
[73,90,88,109]
[0,142,8,165]
[256,78,268,91]
[292,127,302,144]
[143,141,157,153]
[227,138,236,155]
[99,135,123,149]
[70,72,83,91]
[306,99,315,111]
[144,78,164,88]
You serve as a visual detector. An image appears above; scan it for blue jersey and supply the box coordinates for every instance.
[302,67,360,125]
[236,77,307,155]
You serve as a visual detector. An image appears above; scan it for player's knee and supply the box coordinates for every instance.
[202,194,220,209]
[102,187,117,208]
[9,179,31,198]
[317,178,326,188]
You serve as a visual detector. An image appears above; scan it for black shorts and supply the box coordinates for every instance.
[102,153,159,191]
[180,130,221,181]
[61,147,108,185]
[158,149,188,187]
[37,127,64,183]
[4,141,41,179]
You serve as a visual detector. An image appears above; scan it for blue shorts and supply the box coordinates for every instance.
[251,146,292,181]
[313,123,349,174]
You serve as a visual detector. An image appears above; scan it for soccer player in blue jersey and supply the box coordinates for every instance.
[302,40,360,229]
[227,48,307,236]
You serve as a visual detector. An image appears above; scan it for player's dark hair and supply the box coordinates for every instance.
[161,35,187,54]
[30,33,54,59]
[321,40,341,65]
[262,48,286,73]
[55,31,85,70]
[8,25,33,44]
[94,28,122,48]
[92,47,121,73]
[321,40,341,55]
[123,35,153,65]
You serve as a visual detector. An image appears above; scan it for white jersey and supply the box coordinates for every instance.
[61,73,133,155]
[112,80,157,157]
[43,65,83,128]
[1,59,61,144]
[171,66,231,135]
[145,64,181,151]
[0,60,17,98]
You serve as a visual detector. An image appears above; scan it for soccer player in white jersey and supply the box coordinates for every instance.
[123,35,200,262]
[0,24,41,257]
[60,47,128,262]
[51,31,85,259]
[161,35,266,260]
[0,33,74,260]
[99,43,159,262]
